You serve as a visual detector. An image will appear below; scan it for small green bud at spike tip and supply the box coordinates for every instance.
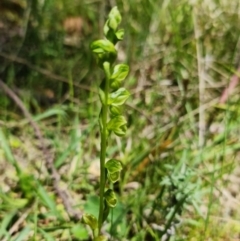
[108,7,122,31]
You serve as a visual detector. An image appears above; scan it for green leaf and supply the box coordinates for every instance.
[108,6,122,31]
[36,185,62,220]
[71,224,89,240]
[110,64,129,89]
[0,211,17,238]
[105,159,123,173]
[14,226,31,241]
[0,191,28,209]
[84,195,99,218]
[104,189,117,208]
[33,107,67,122]
[107,115,127,136]
[108,88,130,106]
[82,213,98,231]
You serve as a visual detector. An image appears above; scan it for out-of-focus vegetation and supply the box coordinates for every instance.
[0,0,240,240]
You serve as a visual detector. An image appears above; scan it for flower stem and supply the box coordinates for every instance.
[98,62,111,234]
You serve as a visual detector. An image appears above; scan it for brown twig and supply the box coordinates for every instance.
[0,79,82,221]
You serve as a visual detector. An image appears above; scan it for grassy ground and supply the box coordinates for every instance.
[0,0,240,240]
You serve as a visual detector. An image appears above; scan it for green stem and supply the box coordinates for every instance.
[98,62,111,234]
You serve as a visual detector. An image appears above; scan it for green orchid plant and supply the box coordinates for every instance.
[83,7,130,241]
